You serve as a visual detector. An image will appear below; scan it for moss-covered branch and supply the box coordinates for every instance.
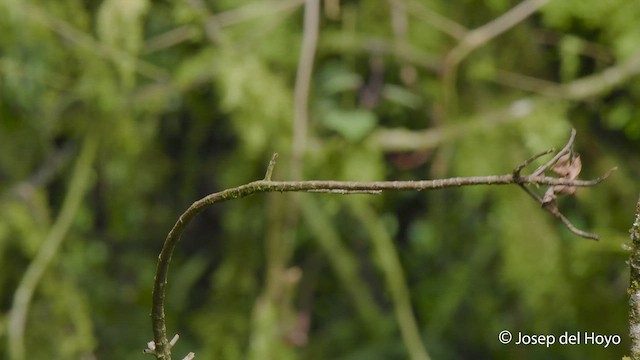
[628,197,640,359]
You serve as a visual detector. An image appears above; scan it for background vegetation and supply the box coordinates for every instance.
[1,0,639,359]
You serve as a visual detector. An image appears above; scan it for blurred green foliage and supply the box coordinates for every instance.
[1,0,639,359]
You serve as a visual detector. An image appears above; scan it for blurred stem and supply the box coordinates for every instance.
[300,196,385,334]
[292,0,320,172]
[441,0,549,119]
[374,49,640,152]
[247,1,320,357]
[389,0,418,87]
[21,3,168,81]
[348,198,431,360]
[8,134,98,360]
[628,196,640,359]
[404,0,467,40]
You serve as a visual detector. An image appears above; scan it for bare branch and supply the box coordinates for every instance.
[9,136,98,360]
[149,132,613,359]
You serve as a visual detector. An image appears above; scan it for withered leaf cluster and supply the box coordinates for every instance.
[542,152,582,210]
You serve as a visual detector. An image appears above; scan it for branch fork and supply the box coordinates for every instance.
[513,128,616,240]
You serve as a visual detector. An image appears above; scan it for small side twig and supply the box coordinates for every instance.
[513,148,555,178]
[264,153,279,181]
[532,128,576,176]
[516,181,600,240]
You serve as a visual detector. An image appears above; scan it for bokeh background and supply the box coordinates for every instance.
[1,0,639,359]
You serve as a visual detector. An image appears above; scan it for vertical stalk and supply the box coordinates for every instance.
[8,135,98,360]
[629,196,640,359]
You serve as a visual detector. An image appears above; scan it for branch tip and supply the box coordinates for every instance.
[170,334,180,347]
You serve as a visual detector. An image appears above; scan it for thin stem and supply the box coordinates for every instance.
[299,197,384,334]
[350,199,431,360]
[8,135,98,360]
[532,128,576,176]
[441,0,549,118]
[292,0,320,172]
[404,0,468,40]
[263,153,279,181]
[513,148,555,178]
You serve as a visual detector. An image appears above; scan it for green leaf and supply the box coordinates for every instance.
[317,64,362,95]
[174,48,216,89]
[382,84,421,109]
[322,109,377,142]
[560,36,583,82]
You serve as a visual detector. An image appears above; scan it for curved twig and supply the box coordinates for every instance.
[147,133,613,359]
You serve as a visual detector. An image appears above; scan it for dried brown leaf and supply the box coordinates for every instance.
[551,153,582,195]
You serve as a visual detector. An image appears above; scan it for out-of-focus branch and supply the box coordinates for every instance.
[349,199,431,360]
[493,50,640,98]
[212,0,304,28]
[147,0,304,50]
[8,136,98,360]
[19,3,168,81]
[441,0,549,116]
[491,69,559,94]
[1,144,76,203]
[445,0,549,65]
[389,0,419,86]
[370,97,537,151]
[373,48,640,152]
[292,0,320,173]
[533,30,614,64]
[321,33,440,72]
[405,0,468,40]
[553,51,640,100]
